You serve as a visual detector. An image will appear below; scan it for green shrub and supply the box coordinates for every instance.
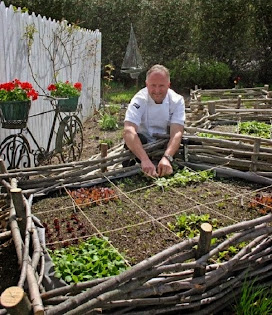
[168,58,232,89]
[98,113,118,130]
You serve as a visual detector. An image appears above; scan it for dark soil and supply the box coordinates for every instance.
[0,107,269,304]
[30,176,264,266]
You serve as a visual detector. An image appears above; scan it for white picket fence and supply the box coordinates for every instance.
[0,2,101,164]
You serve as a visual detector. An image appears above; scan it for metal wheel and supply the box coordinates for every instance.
[0,134,31,169]
[55,115,83,163]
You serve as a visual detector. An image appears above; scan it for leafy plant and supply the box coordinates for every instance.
[216,241,246,262]
[103,64,115,101]
[248,193,272,215]
[49,237,128,284]
[0,79,39,101]
[47,81,82,98]
[155,167,215,188]
[107,104,121,115]
[168,213,219,238]
[234,278,272,314]
[68,187,118,206]
[238,121,271,139]
[98,113,118,130]
[42,212,89,246]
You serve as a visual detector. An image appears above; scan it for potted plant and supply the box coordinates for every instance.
[47,81,82,112]
[0,79,39,129]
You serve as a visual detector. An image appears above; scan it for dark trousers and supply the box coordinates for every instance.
[123,133,148,166]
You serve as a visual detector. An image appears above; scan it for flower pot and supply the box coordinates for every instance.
[0,100,31,129]
[56,97,79,112]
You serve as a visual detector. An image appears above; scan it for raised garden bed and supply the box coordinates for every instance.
[1,94,272,314]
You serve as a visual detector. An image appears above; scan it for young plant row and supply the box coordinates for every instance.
[49,236,128,284]
[43,212,89,249]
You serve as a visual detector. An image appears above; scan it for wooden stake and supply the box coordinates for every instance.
[193,222,212,278]
[0,286,31,315]
[236,95,242,109]
[251,138,261,172]
[100,143,108,173]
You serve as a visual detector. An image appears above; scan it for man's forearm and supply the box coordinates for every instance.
[164,125,184,156]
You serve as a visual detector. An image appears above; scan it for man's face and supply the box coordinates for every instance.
[146,72,170,104]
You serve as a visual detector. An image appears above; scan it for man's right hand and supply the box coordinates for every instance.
[141,159,158,177]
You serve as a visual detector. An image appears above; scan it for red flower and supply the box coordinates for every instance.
[47,84,57,91]
[20,81,33,90]
[47,81,82,98]
[27,89,39,101]
[0,79,39,101]
[74,82,82,91]
[0,82,15,91]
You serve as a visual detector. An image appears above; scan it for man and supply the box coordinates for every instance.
[123,64,185,177]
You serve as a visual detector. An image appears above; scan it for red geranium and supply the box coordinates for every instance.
[0,79,39,101]
[47,81,82,98]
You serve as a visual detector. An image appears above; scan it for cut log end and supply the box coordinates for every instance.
[200,222,213,233]
[0,286,32,315]
[1,286,24,307]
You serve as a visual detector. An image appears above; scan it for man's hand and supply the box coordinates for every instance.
[141,159,158,177]
[157,156,173,177]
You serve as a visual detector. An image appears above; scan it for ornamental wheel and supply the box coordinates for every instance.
[0,134,31,169]
[55,115,83,163]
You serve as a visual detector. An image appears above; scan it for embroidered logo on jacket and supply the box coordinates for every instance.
[133,103,140,109]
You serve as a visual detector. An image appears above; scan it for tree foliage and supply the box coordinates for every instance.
[3,0,272,87]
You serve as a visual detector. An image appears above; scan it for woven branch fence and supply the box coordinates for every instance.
[1,87,272,314]
[188,85,272,126]
[0,176,272,314]
[190,85,271,100]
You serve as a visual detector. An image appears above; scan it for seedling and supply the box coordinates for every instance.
[238,121,271,139]
[168,213,219,238]
[49,236,128,284]
[155,167,215,188]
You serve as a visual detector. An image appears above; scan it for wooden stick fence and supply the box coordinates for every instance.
[1,176,272,315]
[189,86,272,126]
[190,85,271,100]
[1,124,272,196]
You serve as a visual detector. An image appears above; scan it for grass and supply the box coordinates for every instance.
[234,278,272,314]
[102,81,138,104]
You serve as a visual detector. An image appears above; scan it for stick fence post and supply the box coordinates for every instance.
[100,143,108,172]
[0,286,32,315]
[193,222,213,278]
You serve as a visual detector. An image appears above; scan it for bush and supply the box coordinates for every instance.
[168,58,232,89]
[98,113,118,130]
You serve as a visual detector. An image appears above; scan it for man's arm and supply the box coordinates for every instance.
[123,121,158,176]
[157,123,184,176]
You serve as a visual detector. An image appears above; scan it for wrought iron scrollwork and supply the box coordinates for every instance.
[0,134,31,169]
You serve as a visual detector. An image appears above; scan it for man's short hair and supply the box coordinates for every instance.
[146,64,170,81]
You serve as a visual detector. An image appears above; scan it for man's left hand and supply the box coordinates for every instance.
[157,157,173,177]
